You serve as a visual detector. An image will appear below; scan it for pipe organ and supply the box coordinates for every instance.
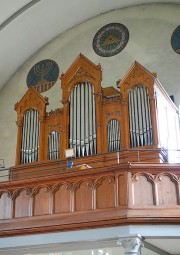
[14,54,180,166]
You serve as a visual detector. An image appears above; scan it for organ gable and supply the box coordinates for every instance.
[118,61,156,99]
[61,53,102,101]
[14,87,48,116]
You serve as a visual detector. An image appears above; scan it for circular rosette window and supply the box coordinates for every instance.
[171,25,180,55]
[27,59,59,93]
[93,23,129,57]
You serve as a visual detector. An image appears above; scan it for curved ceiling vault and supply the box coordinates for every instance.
[0,0,180,91]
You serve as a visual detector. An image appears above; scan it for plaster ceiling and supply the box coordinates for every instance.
[0,0,180,91]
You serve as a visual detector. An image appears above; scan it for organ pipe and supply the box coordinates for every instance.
[48,131,60,160]
[21,109,40,164]
[128,85,153,148]
[69,81,97,157]
[108,119,120,152]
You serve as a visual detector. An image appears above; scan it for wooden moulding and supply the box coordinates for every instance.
[10,148,167,181]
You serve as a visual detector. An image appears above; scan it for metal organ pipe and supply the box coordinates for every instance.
[48,131,60,160]
[128,85,153,148]
[21,109,40,164]
[69,81,97,157]
[108,119,120,152]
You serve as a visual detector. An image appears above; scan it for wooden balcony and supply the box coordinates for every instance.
[0,150,180,237]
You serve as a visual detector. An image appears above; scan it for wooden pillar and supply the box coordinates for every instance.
[121,99,130,149]
[150,94,159,146]
[39,116,45,161]
[15,119,23,165]
[61,99,69,159]
[95,91,102,154]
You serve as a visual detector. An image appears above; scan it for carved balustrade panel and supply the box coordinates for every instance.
[118,173,128,206]
[14,189,31,218]
[74,180,93,211]
[33,186,51,216]
[54,184,71,214]
[131,173,155,206]
[0,192,12,220]
[155,173,179,206]
[96,177,115,209]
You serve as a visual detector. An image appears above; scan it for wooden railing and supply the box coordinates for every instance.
[0,156,180,237]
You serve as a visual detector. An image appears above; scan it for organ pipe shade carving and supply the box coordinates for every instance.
[48,131,60,160]
[69,81,97,157]
[128,85,153,147]
[21,109,40,164]
[108,119,120,152]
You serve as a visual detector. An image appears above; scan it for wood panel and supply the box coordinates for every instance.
[74,180,93,211]
[96,177,115,209]
[33,187,51,216]
[54,184,71,213]
[132,174,154,206]
[0,192,11,219]
[156,174,178,206]
[118,173,128,206]
[14,190,31,218]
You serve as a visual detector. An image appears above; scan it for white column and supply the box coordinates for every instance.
[117,235,143,255]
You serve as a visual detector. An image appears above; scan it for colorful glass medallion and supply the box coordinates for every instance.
[27,59,59,93]
[93,23,129,57]
[171,25,180,55]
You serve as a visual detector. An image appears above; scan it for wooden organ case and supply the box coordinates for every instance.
[14,54,179,177]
